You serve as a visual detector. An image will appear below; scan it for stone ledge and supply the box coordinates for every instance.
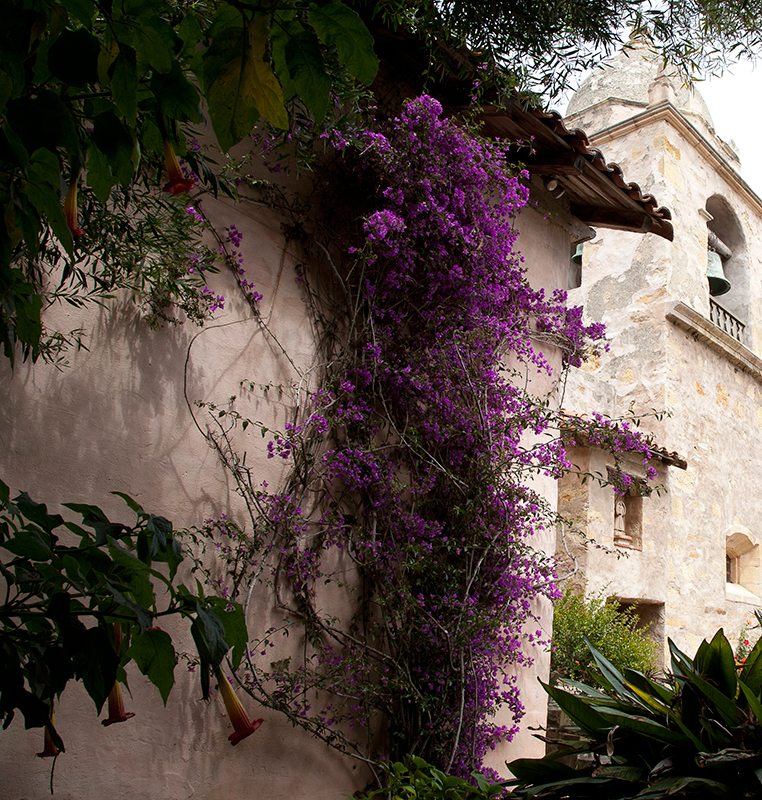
[666,301,762,381]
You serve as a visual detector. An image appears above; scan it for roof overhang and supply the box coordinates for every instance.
[471,99,674,241]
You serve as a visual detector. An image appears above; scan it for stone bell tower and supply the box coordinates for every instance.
[559,39,762,661]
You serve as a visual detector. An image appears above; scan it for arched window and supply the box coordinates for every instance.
[706,196,748,331]
[726,527,760,600]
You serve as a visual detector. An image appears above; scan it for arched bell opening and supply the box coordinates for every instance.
[706,195,748,325]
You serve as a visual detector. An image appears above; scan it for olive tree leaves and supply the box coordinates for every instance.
[0,0,379,366]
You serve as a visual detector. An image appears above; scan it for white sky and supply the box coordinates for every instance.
[700,62,762,197]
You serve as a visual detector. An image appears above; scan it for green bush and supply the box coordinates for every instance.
[508,631,762,798]
[551,583,657,685]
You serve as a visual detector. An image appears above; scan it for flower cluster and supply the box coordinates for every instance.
[207,97,650,778]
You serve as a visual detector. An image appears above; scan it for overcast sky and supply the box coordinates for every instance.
[700,62,762,197]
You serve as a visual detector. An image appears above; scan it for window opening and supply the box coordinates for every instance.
[726,530,760,598]
[569,242,583,289]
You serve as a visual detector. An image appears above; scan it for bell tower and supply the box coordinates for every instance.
[558,40,762,660]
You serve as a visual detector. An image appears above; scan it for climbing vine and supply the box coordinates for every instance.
[187,94,657,781]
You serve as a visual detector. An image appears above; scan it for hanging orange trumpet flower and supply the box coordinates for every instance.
[215,667,263,745]
[37,705,62,758]
[102,624,135,726]
[64,177,85,236]
[162,140,195,195]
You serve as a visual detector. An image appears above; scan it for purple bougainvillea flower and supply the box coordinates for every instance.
[162,140,195,195]
[215,668,263,745]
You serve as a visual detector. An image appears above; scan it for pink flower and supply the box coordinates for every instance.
[102,624,135,726]
[37,706,63,758]
[215,668,263,745]
[162,140,195,195]
[64,178,85,236]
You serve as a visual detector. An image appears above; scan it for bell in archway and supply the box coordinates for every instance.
[572,242,584,267]
[707,249,731,296]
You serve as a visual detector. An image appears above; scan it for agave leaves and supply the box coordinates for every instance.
[508,631,762,798]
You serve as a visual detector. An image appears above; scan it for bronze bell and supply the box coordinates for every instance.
[571,243,584,267]
[707,248,731,296]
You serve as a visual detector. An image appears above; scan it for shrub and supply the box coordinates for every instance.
[551,583,657,685]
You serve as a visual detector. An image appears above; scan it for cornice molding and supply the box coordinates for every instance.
[666,300,762,381]
[582,102,762,217]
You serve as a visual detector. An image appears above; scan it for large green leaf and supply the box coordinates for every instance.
[110,47,138,127]
[128,629,176,705]
[308,1,378,85]
[210,602,247,669]
[595,706,691,747]
[681,670,740,727]
[48,28,100,86]
[542,681,609,736]
[150,60,202,123]
[740,634,762,695]
[586,637,648,710]
[204,16,288,151]
[133,16,176,74]
[695,628,737,699]
[272,22,330,123]
[191,604,229,669]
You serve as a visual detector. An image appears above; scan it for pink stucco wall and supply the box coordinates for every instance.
[0,184,573,797]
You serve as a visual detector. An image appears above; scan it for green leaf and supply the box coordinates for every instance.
[91,109,135,186]
[595,706,690,747]
[681,670,740,727]
[695,628,737,699]
[74,626,119,712]
[22,180,73,257]
[6,91,78,159]
[308,1,378,84]
[48,28,100,86]
[178,13,204,58]
[86,143,118,204]
[150,60,202,123]
[110,48,138,127]
[14,294,42,351]
[112,492,144,515]
[191,604,229,669]
[541,681,609,736]
[0,70,12,114]
[739,682,762,726]
[213,603,248,669]
[2,531,52,561]
[272,22,330,123]
[133,17,176,74]
[507,757,578,784]
[58,0,95,27]
[127,628,176,705]
[97,38,120,86]
[740,634,762,695]
[206,15,288,150]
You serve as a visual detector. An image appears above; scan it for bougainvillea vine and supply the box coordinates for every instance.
[195,96,655,780]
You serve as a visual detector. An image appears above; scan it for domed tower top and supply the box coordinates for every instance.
[565,38,716,141]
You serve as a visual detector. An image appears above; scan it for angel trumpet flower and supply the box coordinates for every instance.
[37,706,62,758]
[102,624,135,726]
[215,667,263,745]
[64,177,85,236]
[162,140,195,195]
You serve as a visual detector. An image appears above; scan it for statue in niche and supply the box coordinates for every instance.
[614,497,631,546]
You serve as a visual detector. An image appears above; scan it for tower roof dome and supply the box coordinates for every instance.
[566,40,714,130]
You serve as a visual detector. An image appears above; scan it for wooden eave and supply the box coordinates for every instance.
[472,100,674,241]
